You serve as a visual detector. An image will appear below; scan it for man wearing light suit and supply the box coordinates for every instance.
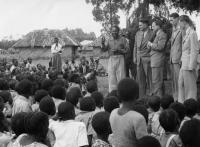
[147,19,167,98]
[134,18,153,97]
[169,13,182,101]
[178,15,200,103]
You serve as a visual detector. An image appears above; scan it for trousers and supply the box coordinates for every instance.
[108,55,126,92]
[152,67,164,98]
[178,69,197,103]
[137,58,152,98]
[170,63,180,101]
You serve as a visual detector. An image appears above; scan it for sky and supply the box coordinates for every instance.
[0,0,199,40]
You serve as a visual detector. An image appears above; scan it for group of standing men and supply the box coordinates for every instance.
[101,13,200,103]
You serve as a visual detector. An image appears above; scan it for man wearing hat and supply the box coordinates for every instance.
[133,18,153,97]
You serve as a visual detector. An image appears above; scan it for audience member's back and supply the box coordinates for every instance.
[109,78,147,147]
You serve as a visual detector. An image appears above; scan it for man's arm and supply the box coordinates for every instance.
[101,37,109,52]
[148,32,167,51]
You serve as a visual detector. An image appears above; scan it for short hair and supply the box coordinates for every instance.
[180,119,200,147]
[53,78,67,88]
[0,78,9,90]
[0,91,12,105]
[179,15,195,28]
[66,87,82,106]
[92,112,111,135]
[183,98,198,117]
[169,13,179,18]
[152,19,163,27]
[51,85,66,100]
[16,79,33,97]
[112,25,120,32]
[117,78,139,102]
[25,112,49,144]
[41,79,53,92]
[159,109,179,132]
[34,89,49,103]
[58,102,75,120]
[8,79,18,90]
[79,96,96,111]
[103,96,119,113]
[160,95,174,110]
[0,97,4,112]
[86,80,98,93]
[148,96,161,112]
[137,136,161,147]
[91,91,104,108]
[170,102,186,122]
[133,104,149,124]
[139,18,149,26]
[11,112,28,137]
[39,96,56,116]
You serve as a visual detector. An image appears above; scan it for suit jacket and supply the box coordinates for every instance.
[133,29,153,65]
[170,28,182,63]
[150,29,167,67]
[181,27,199,70]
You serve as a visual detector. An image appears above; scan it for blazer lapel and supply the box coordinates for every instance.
[171,30,181,46]
[182,28,191,44]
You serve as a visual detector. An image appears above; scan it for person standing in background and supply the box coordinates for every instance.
[51,37,63,73]
[178,15,200,103]
[134,18,153,98]
[101,26,129,92]
[169,13,182,101]
[147,19,167,98]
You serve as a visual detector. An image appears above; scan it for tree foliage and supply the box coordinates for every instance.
[0,40,17,50]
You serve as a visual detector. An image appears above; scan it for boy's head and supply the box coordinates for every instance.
[11,112,28,137]
[159,109,179,132]
[161,95,174,110]
[103,96,119,113]
[170,102,186,122]
[39,96,56,116]
[148,96,161,112]
[8,79,18,90]
[51,85,66,100]
[34,89,49,103]
[117,78,139,102]
[58,102,75,120]
[0,96,4,112]
[183,98,198,118]
[16,79,33,97]
[86,80,98,93]
[0,91,12,105]
[41,79,53,92]
[180,119,200,147]
[66,87,82,106]
[92,112,111,136]
[53,78,68,89]
[0,78,9,90]
[91,91,103,108]
[79,96,96,111]
[137,136,161,147]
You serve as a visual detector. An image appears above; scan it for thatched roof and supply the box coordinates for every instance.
[12,29,80,48]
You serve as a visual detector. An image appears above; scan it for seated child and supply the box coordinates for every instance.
[32,90,48,112]
[92,112,112,147]
[109,78,147,147]
[91,91,104,112]
[180,99,198,129]
[75,96,96,146]
[179,119,200,147]
[147,96,163,137]
[159,109,182,147]
[49,102,88,147]
[137,136,161,147]
[103,96,119,113]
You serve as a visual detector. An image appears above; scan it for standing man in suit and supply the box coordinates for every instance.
[147,19,167,98]
[101,25,129,92]
[134,18,153,97]
[169,13,182,101]
[178,15,199,103]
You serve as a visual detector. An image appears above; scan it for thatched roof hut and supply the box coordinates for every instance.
[12,29,80,60]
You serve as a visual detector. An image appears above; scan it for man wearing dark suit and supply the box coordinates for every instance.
[147,19,168,98]
[169,13,182,101]
[133,18,153,97]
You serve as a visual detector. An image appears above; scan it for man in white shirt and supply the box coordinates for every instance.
[51,37,63,73]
